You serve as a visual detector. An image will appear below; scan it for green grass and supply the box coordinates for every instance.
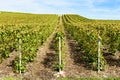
[0,77,21,80]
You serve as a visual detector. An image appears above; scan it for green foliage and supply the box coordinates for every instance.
[55,62,65,71]
[0,12,58,73]
[62,15,120,70]
[53,17,66,71]
[54,31,65,70]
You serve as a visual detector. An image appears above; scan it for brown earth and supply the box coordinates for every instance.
[21,27,59,80]
[63,29,120,78]
[0,51,17,78]
[0,17,120,79]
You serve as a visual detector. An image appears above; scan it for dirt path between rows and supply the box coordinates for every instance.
[0,26,60,80]
[1,16,120,80]
[0,51,17,78]
[60,16,96,78]
[21,26,59,80]
[63,29,97,78]
[63,28,120,78]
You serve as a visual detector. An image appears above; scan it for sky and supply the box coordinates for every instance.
[0,0,120,19]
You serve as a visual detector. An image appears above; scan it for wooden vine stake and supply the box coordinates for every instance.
[19,38,22,75]
[98,34,101,72]
[59,37,62,73]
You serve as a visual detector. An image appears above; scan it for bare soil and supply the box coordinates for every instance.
[21,28,59,80]
[63,29,120,78]
[0,17,120,79]
[63,29,97,78]
[0,51,17,78]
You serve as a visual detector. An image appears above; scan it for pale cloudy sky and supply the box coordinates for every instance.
[0,0,120,19]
